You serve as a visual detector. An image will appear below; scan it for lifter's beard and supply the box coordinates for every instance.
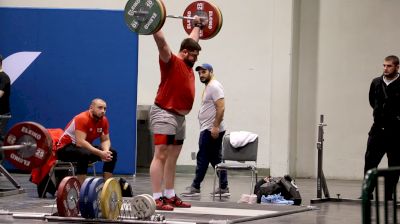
[92,113,104,121]
[384,71,399,79]
[184,59,195,68]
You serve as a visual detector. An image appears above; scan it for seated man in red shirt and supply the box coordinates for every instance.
[56,98,117,184]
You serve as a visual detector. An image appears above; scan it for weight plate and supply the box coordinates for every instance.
[209,2,223,39]
[56,176,81,217]
[79,177,95,218]
[124,0,167,35]
[141,194,156,215]
[100,178,122,220]
[3,122,52,171]
[154,0,166,34]
[130,194,156,219]
[85,177,104,219]
[182,1,223,40]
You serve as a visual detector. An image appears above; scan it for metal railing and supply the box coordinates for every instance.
[362,167,400,224]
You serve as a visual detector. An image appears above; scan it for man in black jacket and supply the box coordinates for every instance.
[0,54,11,139]
[363,55,400,200]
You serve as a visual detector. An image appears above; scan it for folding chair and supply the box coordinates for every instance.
[213,133,258,200]
[41,160,97,198]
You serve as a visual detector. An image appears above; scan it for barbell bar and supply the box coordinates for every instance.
[0,143,36,151]
[124,0,223,39]
[130,10,207,21]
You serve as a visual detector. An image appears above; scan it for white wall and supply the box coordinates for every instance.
[137,0,293,173]
[297,0,400,179]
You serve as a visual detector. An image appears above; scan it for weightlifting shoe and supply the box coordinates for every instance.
[155,197,174,211]
[164,195,191,208]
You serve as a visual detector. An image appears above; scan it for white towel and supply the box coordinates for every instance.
[229,131,258,148]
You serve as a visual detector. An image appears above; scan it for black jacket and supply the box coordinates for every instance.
[369,75,400,133]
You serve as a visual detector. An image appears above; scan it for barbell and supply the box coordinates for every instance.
[0,121,160,220]
[0,121,53,171]
[124,0,223,40]
[57,176,162,220]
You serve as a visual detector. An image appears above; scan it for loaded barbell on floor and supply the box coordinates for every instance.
[124,0,223,39]
[0,121,53,171]
[56,176,161,220]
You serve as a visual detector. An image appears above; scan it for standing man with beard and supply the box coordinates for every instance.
[56,98,117,185]
[362,55,400,200]
[149,16,207,211]
[182,63,229,197]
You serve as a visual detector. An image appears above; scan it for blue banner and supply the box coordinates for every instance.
[0,8,138,174]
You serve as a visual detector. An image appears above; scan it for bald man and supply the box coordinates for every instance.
[56,98,117,184]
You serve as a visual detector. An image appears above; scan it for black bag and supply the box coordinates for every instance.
[119,177,134,197]
[254,175,302,205]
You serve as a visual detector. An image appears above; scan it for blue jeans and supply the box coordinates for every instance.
[192,130,228,189]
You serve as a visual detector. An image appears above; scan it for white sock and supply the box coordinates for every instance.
[164,189,175,199]
[153,192,163,200]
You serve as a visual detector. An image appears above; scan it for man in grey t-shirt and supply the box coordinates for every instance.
[182,63,229,197]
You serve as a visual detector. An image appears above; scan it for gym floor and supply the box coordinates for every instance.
[0,171,377,224]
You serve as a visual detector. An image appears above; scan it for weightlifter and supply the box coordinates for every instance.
[56,98,117,184]
[149,15,207,210]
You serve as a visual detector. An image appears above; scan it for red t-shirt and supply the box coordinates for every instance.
[154,54,195,114]
[57,110,109,149]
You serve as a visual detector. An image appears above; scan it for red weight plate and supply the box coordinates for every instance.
[3,122,52,171]
[208,2,223,39]
[56,176,81,217]
[182,1,222,40]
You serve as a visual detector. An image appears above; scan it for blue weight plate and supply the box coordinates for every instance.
[79,177,95,218]
[86,177,105,219]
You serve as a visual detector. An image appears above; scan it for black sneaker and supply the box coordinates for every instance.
[180,186,200,197]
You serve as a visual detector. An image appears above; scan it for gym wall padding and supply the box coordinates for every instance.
[0,8,138,175]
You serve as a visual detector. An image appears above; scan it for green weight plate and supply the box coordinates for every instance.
[153,0,166,34]
[124,0,167,35]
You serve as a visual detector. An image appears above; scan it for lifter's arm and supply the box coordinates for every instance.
[75,130,112,162]
[189,15,207,42]
[153,30,172,63]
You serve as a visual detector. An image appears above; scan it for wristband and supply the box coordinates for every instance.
[194,23,205,29]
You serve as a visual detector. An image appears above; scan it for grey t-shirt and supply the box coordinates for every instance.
[198,79,225,132]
